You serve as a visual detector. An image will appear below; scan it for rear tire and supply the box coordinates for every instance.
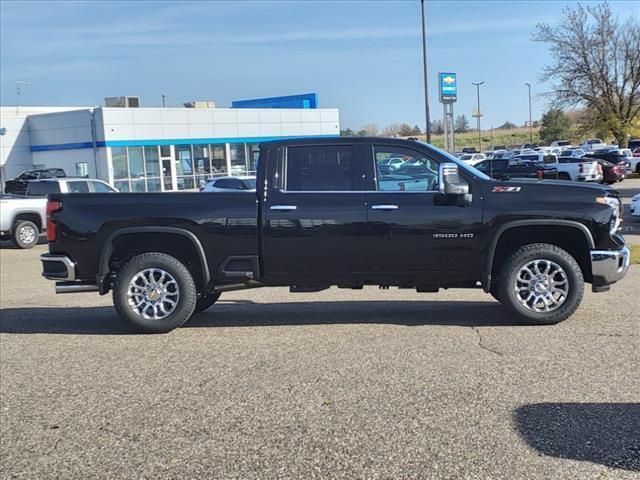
[194,292,221,313]
[12,220,39,249]
[497,243,584,325]
[113,252,197,333]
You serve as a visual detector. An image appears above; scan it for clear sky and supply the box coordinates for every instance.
[1,0,637,130]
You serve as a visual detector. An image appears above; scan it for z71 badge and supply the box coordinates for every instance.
[492,186,522,192]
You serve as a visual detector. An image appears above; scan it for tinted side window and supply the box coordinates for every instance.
[214,179,232,189]
[286,145,354,191]
[90,181,115,192]
[67,181,90,193]
[375,146,439,192]
[26,182,60,196]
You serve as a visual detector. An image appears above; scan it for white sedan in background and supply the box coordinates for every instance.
[458,153,486,166]
[200,176,256,192]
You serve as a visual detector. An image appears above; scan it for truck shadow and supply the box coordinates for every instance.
[1,301,526,335]
[514,403,640,472]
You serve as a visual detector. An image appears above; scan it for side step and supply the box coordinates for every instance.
[55,282,100,294]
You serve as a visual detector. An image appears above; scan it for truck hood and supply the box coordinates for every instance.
[492,178,617,196]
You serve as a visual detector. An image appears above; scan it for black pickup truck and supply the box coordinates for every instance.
[41,138,630,333]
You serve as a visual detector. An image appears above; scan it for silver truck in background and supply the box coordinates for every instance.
[0,194,46,248]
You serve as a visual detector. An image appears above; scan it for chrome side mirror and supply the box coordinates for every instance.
[439,162,469,196]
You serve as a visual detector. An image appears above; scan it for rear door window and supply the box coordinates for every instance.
[67,181,90,193]
[285,145,356,191]
[89,181,116,192]
[26,182,61,196]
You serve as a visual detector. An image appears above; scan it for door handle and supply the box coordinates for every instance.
[270,205,297,211]
[371,204,399,210]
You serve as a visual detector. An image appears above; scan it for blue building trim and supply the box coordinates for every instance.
[232,93,318,109]
[30,134,339,152]
[31,142,94,152]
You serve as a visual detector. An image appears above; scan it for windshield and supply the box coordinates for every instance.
[420,142,491,180]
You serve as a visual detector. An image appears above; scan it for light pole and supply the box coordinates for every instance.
[472,81,484,151]
[420,0,431,142]
[161,94,166,108]
[524,83,532,144]
[0,127,6,193]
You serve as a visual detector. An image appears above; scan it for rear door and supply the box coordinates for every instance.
[261,143,367,281]
[366,143,483,280]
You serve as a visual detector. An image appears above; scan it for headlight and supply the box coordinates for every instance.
[596,196,621,234]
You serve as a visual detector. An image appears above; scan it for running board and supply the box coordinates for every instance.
[55,282,100,294]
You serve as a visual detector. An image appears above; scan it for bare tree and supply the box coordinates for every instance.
[360,123,379,136]
[382,124,402,136]
[533,2,640,147]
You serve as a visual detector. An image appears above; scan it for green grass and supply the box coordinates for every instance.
[631,244,640,265]
[414,126,542,150]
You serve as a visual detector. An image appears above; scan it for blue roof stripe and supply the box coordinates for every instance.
[30,134,339,152]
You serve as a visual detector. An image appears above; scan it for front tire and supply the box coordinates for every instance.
[497,243,584,325]
[12,220,39,249]
[113,252,197,333]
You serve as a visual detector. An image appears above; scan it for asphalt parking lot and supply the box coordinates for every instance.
[1,179,639,479]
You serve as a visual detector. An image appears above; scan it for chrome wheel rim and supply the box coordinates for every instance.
[127,268,179,320]
[514,259,569,313]
[19,225,36,244]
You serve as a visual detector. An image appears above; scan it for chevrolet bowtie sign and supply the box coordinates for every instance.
[439,72,457,103]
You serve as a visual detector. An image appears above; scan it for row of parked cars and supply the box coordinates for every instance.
[453,139,640,184]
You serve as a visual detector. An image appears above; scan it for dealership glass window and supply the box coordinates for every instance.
[128,147,144,178]
[210,145,227,176]
[175,145,193,175]
[285,145,354,191]
[144,146,160,177]
[130,178,146,192]
[246,143,260,173]
[160,145,171,157]
[229,143,246,175]
[75,162,89,177]
[112,147,128,180]
[193,145,209,175]
[114,180,130,192]
[146,177,162,192]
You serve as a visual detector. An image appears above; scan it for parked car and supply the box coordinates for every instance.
[1,179,117,248]
[631,148,640,174]
[513,153,558,164]
[377,157,406,171]
[25,178,117,196]
[549,140,571,148]
[558,148,585,159]
[461,147,479,154]
[486,150,508,160]
[458,153,486,166]
[0,194,46,248]
[200,176,257,192]
[40,137,629,333]
[473,159,559,180]
[583,151,632,172]
[555,156,603,182]
[484,145,507,154]
[630,193,640,219]
[627,139,640,150]
[595,159,626,184]
[4,168,66,195]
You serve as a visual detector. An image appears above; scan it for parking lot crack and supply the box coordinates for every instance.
[471,327,504,356]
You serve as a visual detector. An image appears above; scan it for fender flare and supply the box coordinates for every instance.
[97,226,211,291]
[483,219,595,291]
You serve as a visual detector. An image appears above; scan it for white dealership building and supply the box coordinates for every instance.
[0,94,340,191]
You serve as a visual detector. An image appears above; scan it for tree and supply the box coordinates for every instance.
[398,123,414,137]
[498,121,517,130]
[382,124,402,136]
[340,128,355,137]
[411,124,422,135]
[360,123,380,137]
[539,108,573,143]
[533,3,640,147]
[454,115,470,133]
[430,120,444,135]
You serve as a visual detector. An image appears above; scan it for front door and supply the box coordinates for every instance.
[366,144,483,282]
[261,143,367,283]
